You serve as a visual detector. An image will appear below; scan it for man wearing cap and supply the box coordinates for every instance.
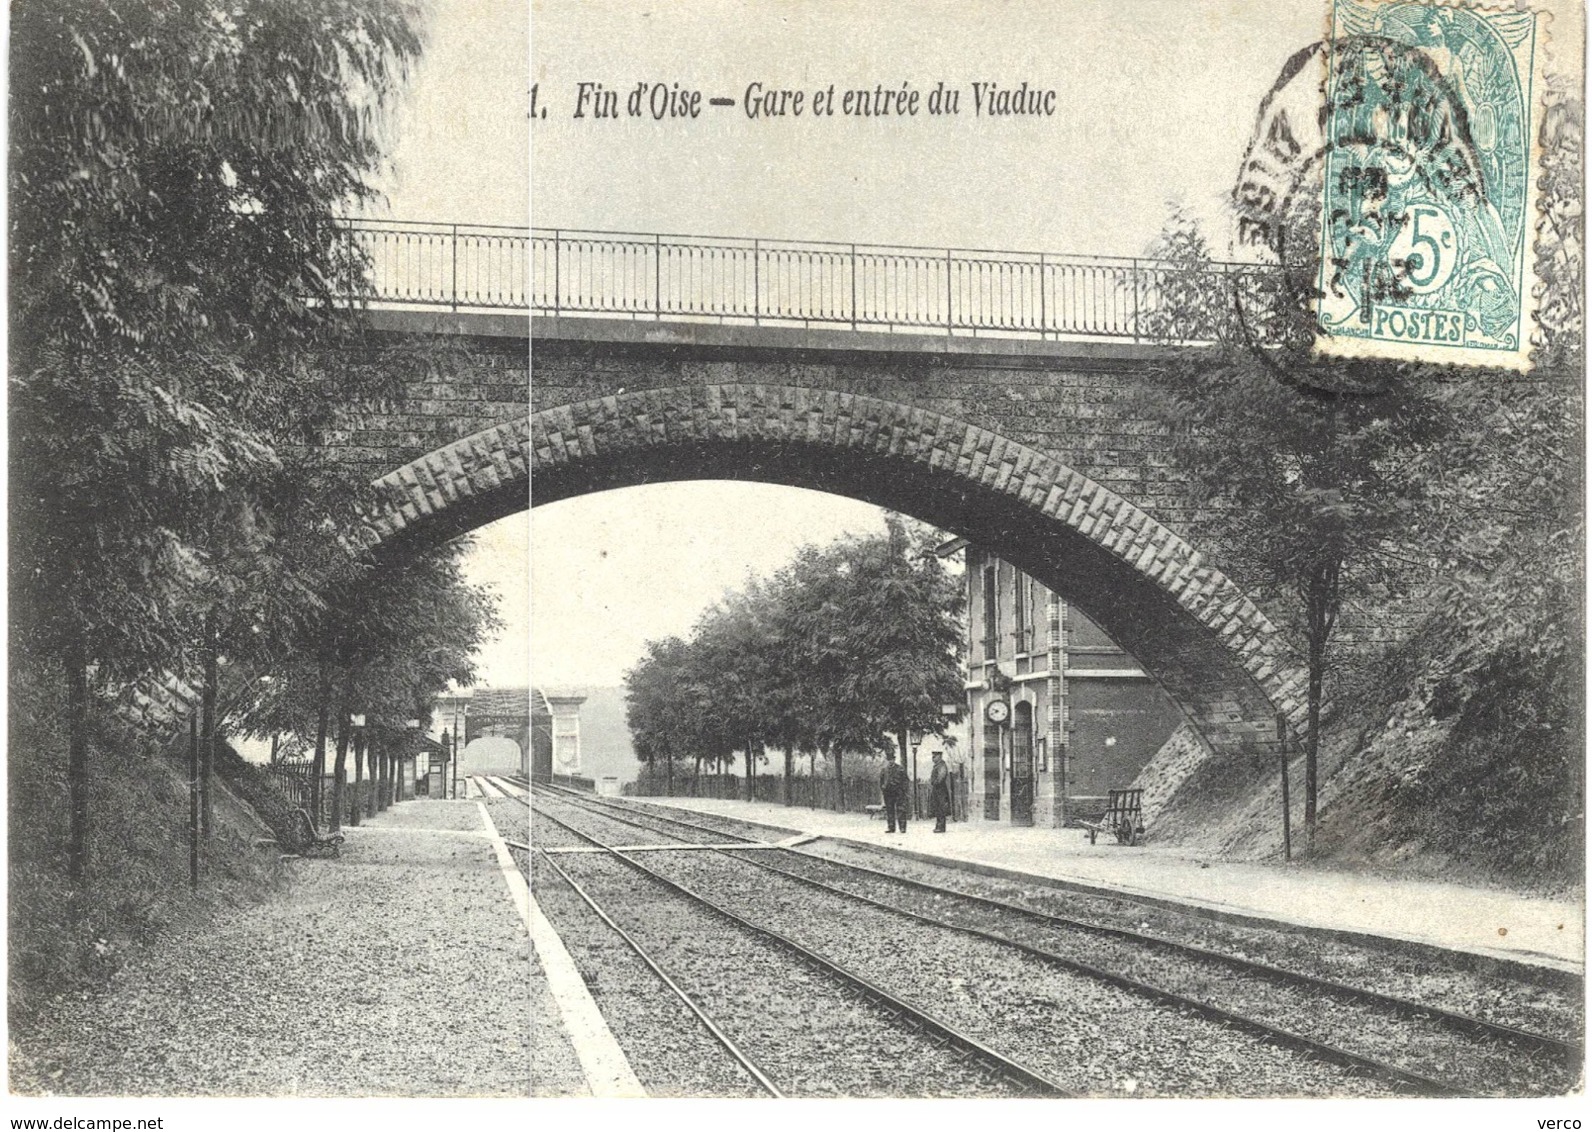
[928,751,952,833]
[879,751,910,833]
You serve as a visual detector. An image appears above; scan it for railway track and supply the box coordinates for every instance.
[531,797,1072,1097]
[536,784,1582,1097]
[473,775,529,802]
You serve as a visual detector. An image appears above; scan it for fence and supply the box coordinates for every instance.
[265,761,315,813]
[546,772,595,792]
[340,220,1277,342]
[263,760,417,827]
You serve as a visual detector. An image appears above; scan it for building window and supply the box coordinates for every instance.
[981,564,998,656]
[1013,569,1027,653]
[1012,572,1039,654]
[1037,736,1047,772]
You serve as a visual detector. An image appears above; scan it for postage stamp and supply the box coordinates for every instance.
[1314,0,1545,368]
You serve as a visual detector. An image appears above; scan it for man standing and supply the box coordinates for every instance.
[928,751,952,833]
[879,752,909,833]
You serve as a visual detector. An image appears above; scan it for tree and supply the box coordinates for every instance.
[1135,98,1591,843]
[9,0,425,880]
[237,541,500,830]
[622,516,964,814]
[781,516,964,809]
[625,637,693,793]
[1137,214,1454,835]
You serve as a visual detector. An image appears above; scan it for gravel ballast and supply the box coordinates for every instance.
[15,800,531,1097]
[532,799,1037,1096]
[533,796,1377,1097]
[541,793,1582,1098]
[605,795,1582,1037]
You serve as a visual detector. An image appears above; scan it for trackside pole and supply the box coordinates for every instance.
[1277,712,1292,862]
[189,715,201,888]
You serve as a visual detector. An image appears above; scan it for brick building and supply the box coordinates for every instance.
[939,539,1184,827]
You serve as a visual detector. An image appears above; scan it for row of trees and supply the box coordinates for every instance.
[625,516,963,804]
[10,1,498,879]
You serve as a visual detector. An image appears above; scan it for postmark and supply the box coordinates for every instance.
[1235,1,1547,375]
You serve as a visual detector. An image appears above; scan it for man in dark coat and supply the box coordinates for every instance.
[928,751,952,832]
[879,752,909,833]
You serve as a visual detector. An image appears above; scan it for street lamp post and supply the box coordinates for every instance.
[438,728,450,799]
[452,699,464,799]
[909,730,923,818]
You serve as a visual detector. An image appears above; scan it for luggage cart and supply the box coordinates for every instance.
[1082,788,1144,846]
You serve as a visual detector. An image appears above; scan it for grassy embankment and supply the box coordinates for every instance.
[1143,632,1581,896]
[9,667,288,1046]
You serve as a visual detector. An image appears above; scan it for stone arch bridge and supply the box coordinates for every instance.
[337,223,1305,777]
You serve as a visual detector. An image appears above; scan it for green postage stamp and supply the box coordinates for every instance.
[1315,0,1545,368]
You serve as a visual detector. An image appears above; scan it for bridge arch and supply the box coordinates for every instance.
[529,383,1309,762]
[360,418,530,551]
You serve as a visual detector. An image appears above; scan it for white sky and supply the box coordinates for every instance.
[378,0,528,226]
[531,0,1325,255]
[531,483,890,688]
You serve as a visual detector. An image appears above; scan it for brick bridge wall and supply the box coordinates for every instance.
[529,317,1311,765]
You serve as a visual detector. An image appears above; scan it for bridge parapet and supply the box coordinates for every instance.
[347,220,1276,345]
[530,229,1270,342]
[350,219,528,312]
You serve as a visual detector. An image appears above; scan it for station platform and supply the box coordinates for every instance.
[15,799,533,1096]
[622,795,1584,978]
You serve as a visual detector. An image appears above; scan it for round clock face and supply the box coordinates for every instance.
[985,699,1010,725]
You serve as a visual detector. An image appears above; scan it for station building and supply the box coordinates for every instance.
[938,539,1184,827]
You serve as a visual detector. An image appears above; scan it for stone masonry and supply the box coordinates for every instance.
[339,311,529,550]
[531,318,1312,764]
[347,312,1307,768]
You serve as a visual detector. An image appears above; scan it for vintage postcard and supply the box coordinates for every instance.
[5,0,1583,1126]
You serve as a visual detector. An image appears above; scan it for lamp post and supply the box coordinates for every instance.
[452,697,465,799]
[452,716,462,800]
[438,728,451,800]
[909,729,923,818]
[350,713,367,827]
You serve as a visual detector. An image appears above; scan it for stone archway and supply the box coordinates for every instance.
[530,383,1308,763]
[359,417,529,552]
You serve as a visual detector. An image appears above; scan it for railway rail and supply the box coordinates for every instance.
[535,784,1581,1097]
[531,797,1072,1097]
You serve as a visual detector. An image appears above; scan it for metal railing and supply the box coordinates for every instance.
[348,219,529,311]
[348,220,1276,342]
[532,228,1277,342]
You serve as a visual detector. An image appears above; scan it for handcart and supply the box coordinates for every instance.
[1082,788,1144,846]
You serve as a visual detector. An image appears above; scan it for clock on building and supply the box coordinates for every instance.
[985,698,1011,725]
